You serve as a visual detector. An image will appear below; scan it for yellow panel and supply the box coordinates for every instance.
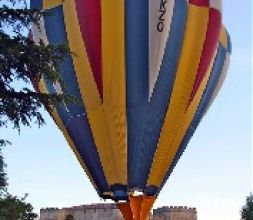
[43,0,63,9]
[62,0,114,184]
[38,80,98,191]
[101,0,127,184]
[147,5,210,187]
[87,107,114,184]
[156,53,216,188]
[219,25,228,50]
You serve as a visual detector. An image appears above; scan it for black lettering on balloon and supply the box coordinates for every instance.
[157,0,167,32]
[157,22,164,32]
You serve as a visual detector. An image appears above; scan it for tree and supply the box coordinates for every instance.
[0,192,38,220]
[0,1,72,219]
[241,193,253,220]
[0,0,71,146]
[0,148,7,190]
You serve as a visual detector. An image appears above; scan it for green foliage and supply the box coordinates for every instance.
[0,1,73,146]
[0,1,73,219]
[0,149,7,190]
[241,193,253,220]
[0,192,37,220]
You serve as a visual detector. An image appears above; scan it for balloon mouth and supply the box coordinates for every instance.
[117,195,157,220]
[101,185,160,202]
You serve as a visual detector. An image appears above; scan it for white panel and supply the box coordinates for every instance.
[149,0,175,99]
[210,0,222,13]
[31,18,49,45]
[31,19,64,97]
[204,52,230,115]
[54,81,63,94]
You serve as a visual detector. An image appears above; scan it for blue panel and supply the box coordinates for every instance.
[226,31,232,53]
[128,0,188,189]
[31,2,71,125]
[158,44,227,194]
[125,0,149,107]
[43,6,85,117]
[44,78,71,125]
[66,115,110,194]
[30,0,42,9]
[125,0,149,189]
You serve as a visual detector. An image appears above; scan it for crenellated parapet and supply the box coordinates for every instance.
[40,203,122,220]
[152,206,197,220]
[40,204,197,220]
[153,206,197,214]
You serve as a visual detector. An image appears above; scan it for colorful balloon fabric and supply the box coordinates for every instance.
[31,0,231,219]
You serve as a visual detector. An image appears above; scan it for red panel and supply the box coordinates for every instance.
[189,8,221,104]
[74,0,103,97]
[189,0,209,6]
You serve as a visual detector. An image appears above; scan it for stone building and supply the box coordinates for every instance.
[39,204,197,220]
[40,204,122,220]
[152,206,197,220]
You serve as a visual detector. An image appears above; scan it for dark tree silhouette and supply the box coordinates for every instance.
[241,193,253,220]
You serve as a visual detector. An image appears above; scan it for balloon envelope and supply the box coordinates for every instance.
[31,0,231,211]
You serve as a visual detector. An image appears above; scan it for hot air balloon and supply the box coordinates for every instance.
[30,0,231,219]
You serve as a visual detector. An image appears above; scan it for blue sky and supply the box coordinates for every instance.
[1,1,252,220]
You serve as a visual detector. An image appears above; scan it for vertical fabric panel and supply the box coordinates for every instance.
[126,0,149,190]
[139,196,156,220]
[74,0,103,97]
[126,0,149,107]
[31,0,42,9]
[149,0,175,98]
[117,203,134,220]
[101,0,127,187]
[204,53,230,114]
[159,43,227,193]
[30,3,71,127]
[43,0,63,9]
[219,26,228,49]
[189,6,222,102]
[66,115,110,194]
[31,7,71,125]
[62,0,101,112]
[189,0,209,6]
[129,196,143,220]
[147,4,210,187]
[204,27,231,114]
[43,6,83,117]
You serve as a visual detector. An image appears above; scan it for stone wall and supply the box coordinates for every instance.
[152,206,197,220]
[40,204,197,220]
[40,204,123,220]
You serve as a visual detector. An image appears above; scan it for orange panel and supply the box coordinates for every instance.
[140,196,156,220]
[117,202,134,220]
[129,196,143,220]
